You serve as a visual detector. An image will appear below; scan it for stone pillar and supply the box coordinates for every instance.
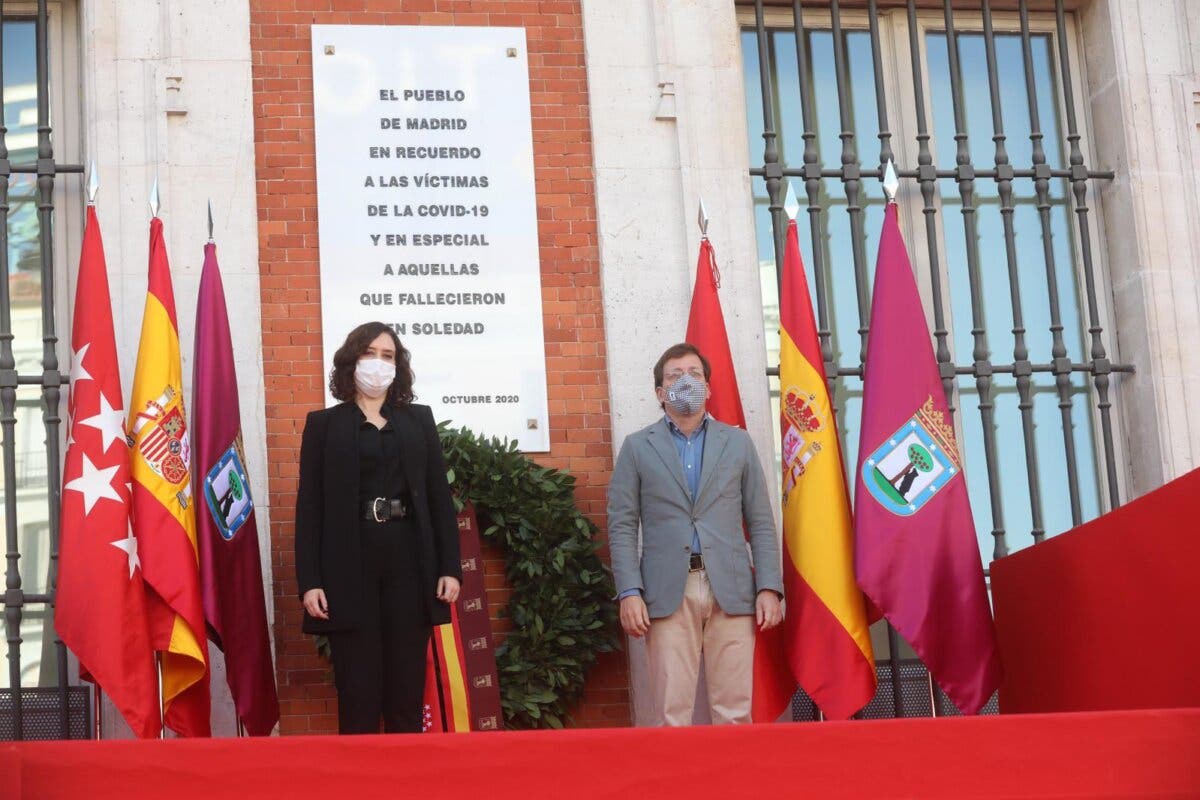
[1082,0,1200,495]
[81,0,267,737]
[582,0,776,726]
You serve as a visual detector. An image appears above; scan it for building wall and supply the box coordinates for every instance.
[65,0,1200,737]
[581,0,1200,724]
[82,0,266,738]
[1081,0,1200,492]
[249,0,629,734]
[581,0,777,726]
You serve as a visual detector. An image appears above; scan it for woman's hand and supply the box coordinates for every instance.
[303,588,330,620]
[436,576,461,604]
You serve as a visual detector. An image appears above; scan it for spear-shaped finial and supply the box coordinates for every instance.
[882,159,900,203]
[207,199,214,243]
[783,181,800,221]
[149,173,160,218]
[697,198,709,238]
[86,160,99,205]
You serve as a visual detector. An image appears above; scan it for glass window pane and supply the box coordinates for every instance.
[925,28,1101,562]
[742,15,1109,573]
[5,20,44,353]
[0,385,59,690]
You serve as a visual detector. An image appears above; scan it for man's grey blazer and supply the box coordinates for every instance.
[607,416,783,618]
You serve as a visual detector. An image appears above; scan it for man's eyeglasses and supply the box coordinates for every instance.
[663,369,705,386]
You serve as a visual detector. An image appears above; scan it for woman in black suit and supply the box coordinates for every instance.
[295,321,461,734]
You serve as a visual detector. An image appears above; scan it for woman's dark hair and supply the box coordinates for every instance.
[328,322,415,405]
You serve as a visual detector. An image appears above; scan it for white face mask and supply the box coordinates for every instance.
[354,357,396,399]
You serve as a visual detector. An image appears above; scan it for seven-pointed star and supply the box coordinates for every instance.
[64,454,122,515]
[70,342,93,386]
[110,525,141,579]
[77,393,126,453]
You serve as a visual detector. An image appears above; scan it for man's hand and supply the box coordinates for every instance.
[756,590,783,631]
[302,588,329,620]
[619,594,651,638]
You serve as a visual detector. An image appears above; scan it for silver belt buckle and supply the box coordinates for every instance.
[372,497,387,523]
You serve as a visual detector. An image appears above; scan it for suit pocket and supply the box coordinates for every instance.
[729,542,755,605]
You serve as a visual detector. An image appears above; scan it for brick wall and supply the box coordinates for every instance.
[250,0,628,734]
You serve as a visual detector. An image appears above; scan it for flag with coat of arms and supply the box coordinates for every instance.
[128,212,210,736]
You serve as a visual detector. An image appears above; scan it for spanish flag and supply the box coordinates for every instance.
[129,216,210,736]
[422,603,472,733]
[779,217,876,719]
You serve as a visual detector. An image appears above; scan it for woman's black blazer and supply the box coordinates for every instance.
[294,401,462,634]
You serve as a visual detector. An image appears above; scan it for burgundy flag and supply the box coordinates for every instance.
[57,205,161,738]
[853,202,1001,714]
[193,241,279,735]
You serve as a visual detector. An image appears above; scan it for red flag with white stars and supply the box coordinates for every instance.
[57,205,161,738]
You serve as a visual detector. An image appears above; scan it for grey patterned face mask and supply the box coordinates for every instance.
[664,373,706,415]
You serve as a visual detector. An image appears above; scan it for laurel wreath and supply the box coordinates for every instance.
[437,423,620,729]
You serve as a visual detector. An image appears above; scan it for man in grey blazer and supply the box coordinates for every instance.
[608,343,783,725]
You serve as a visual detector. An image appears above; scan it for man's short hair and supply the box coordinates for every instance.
[653,342,712,390]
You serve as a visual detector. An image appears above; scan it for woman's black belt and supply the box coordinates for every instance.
[363,497,409,522]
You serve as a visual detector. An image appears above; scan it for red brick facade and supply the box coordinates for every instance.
[249,0,629,733]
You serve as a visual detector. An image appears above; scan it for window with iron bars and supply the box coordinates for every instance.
[739,0,1130,718]
[0,0,87,740]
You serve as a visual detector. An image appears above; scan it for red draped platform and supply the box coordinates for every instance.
[992,467,1200,715]
[3,708,1198,799]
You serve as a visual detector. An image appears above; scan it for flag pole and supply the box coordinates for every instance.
[93,686,104,739]
[882,158,899,205]
[88,161,105,741]
[149,172,160,219]
[86,160,99,205]
[783,181,798,224]
[210,197,232,738]
[783,182,817,723]
[879,159,906,718]
[695,198,722,292]
[151,174,167,740]
[157,653,166,739]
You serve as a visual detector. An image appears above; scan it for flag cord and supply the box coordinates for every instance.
[705,242,721,289]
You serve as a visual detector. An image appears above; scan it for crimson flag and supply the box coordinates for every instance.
[684,237,794,721]
[193,242,279,735]
[57,205,161,738]
[853,203,1001,714]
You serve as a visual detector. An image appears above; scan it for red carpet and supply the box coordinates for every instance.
[4,708,1198,798]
